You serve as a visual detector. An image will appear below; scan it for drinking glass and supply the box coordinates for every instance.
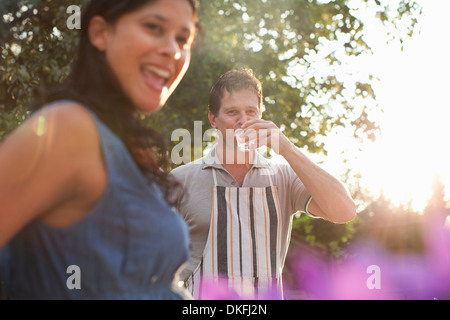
[235,127,256,152]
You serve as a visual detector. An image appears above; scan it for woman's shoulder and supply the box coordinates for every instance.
[0,101,106,238]
[16,100,102,172]
[39,100,97,127]
[2,100,98,154]
[34,100,100,143]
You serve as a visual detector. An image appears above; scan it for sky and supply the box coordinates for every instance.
[316,0,450,211]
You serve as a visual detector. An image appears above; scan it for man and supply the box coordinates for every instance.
[170,69,356,299]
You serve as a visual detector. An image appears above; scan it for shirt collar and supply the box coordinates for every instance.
[202,144,271,170]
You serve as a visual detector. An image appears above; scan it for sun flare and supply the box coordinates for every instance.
[311,0,450,212]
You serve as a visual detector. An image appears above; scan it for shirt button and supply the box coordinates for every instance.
[231,181,237,186]
[151,275,158,283]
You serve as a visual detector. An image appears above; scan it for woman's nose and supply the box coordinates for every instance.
[160,34,182,60]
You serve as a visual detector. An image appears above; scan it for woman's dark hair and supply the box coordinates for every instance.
[35,0,199,204]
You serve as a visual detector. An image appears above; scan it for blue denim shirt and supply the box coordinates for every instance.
[0,103,190,300]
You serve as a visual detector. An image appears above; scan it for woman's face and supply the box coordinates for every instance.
[90,0,196,113]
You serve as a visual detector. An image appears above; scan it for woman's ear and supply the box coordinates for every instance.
[88,16,110,52]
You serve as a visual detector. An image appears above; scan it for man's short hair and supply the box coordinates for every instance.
[208,68,263,116]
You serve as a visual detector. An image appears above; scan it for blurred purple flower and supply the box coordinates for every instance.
[197,276,283,300]
[291,215,450,300]
[194,214,450,300]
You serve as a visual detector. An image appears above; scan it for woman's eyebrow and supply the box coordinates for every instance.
[142,13,193,34]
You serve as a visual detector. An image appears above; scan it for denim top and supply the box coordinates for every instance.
[0,104,190,300]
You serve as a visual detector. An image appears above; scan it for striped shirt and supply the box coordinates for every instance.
[170,145,312,283]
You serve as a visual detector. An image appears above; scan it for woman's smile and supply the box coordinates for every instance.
[141,64,173,94]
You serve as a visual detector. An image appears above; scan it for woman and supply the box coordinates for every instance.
[0,0,199,299]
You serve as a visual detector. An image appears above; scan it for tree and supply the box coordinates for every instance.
[424,175,450,225]
[1,0,422,155]
[154,0,422,159]
[292,212,358,256]
[353,189,426,254]
[1,0,82,140]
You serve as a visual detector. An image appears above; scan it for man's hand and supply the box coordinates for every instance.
[240,119,292,156]
[241,119,356,224]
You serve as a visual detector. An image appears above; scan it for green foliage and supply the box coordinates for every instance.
[147,0,422,157]
[353,192,426,254]
[292,213,358,256]
[0,0,87,140]
[1,0,422,146]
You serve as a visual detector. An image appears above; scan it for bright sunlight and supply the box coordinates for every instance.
[313,0,450,211]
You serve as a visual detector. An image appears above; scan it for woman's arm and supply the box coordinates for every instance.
[0,102,106,248]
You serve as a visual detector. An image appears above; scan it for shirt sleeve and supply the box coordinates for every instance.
[289,169,321,219]
[290,176,310,214]
[269,162,323,219]
[303,195,321,219]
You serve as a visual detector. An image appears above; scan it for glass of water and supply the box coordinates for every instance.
[234,127,256,152]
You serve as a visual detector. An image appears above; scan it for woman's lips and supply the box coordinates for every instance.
[141,65,171,93]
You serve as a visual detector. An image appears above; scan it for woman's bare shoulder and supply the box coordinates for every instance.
[0,101,104,246]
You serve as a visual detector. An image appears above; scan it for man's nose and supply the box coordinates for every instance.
[237,112,250,124]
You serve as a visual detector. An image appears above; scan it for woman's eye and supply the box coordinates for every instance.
[145,23,162,33]
[177,37,188,47]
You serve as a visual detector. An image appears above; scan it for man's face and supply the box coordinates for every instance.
[209,88,261,144]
